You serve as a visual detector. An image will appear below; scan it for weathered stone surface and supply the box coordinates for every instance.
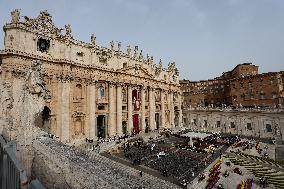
[183,109,284,141]
[32,137,180,189]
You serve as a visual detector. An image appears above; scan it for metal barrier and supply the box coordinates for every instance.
[0,135,45,189]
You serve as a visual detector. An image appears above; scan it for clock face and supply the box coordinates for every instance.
[37,38,50,52]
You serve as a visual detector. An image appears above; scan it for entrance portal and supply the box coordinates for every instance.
[155,113,160,129]
[97,115,106,138]
[122,121,127,135]
[133,114,140,135]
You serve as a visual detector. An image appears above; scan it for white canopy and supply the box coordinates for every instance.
[180,132,211,139]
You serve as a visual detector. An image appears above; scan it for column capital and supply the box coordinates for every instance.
[57,74,73,83]
[116,82,123,87]
[109,81,116,88]
[87,77,97,86]
[140,85,147,90]
[149,87,154,91]
[128,84,133,90]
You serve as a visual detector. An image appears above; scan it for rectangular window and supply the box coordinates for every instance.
[247,123,252,130]
[266,124,272,132]
[230,122,235,128]
[216,121,221,127]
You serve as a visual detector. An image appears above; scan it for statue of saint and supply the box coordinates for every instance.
[110,40,114,50]
[11,9,20,24]
[150,56,154,63]
[65,24,72,37]
[139,50,143,60]
[118,42,121,52]
[127,45,131,56]
[26,61,49,99]
[91,34,96,46]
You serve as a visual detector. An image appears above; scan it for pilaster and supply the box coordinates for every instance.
[88,81,96,139]
[169,92,175,128]
[116,83,123,136]
[149,87,155,130]
[61,80,71,142]
[108,83,115,136]
[141,86,146,132]
[161,90,165,129]
[127,85,133,134]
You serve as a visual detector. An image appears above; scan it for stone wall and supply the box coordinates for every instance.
[32,137,180,189]
[183,109,284,141]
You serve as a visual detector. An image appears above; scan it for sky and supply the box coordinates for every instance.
[0,0,283,81]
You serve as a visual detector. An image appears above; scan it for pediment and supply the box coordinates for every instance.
[118,64,154,79]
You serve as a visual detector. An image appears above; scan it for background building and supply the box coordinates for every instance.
[181,63,284,108]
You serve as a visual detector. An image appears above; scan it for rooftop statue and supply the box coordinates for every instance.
[11,9,20,24]
[134,46,138,58]
[127,45,131,56]
[139,50,143,60]
[65,24,72,37]
[110,40,114,50]
[118,42,121,52]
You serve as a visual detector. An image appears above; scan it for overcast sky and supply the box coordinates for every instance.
[0,0,283,80]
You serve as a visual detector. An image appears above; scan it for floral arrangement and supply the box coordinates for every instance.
[206,159,223,189]
[237,179,253,189]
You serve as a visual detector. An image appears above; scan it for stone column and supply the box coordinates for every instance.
[141,86,146,132]
[56,80,62,138]
[61,80,71,142]
[279,118,284,141]
[178,92,183,128]
[108,83,115,136]
[88,81,96,139]
[170,92,175,128]
[149,87,155,130]
[116,83,122,136]
[161,90,165,129]
[259,117,265,138]
[166,92,171,128]
[127,85,133,134]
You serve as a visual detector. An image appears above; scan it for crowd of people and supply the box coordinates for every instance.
[120,131,239,187]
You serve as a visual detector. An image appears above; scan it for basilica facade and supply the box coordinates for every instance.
[0,10,182,142]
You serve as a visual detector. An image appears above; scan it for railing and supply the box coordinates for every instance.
[184,106,284,113]
[0,135,45,189]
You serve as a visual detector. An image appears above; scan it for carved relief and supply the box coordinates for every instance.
[72,112,85,138]
[0,81,14,117]
[26,60,50,99]
[24,10,63,37]
[96,48,112,64]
